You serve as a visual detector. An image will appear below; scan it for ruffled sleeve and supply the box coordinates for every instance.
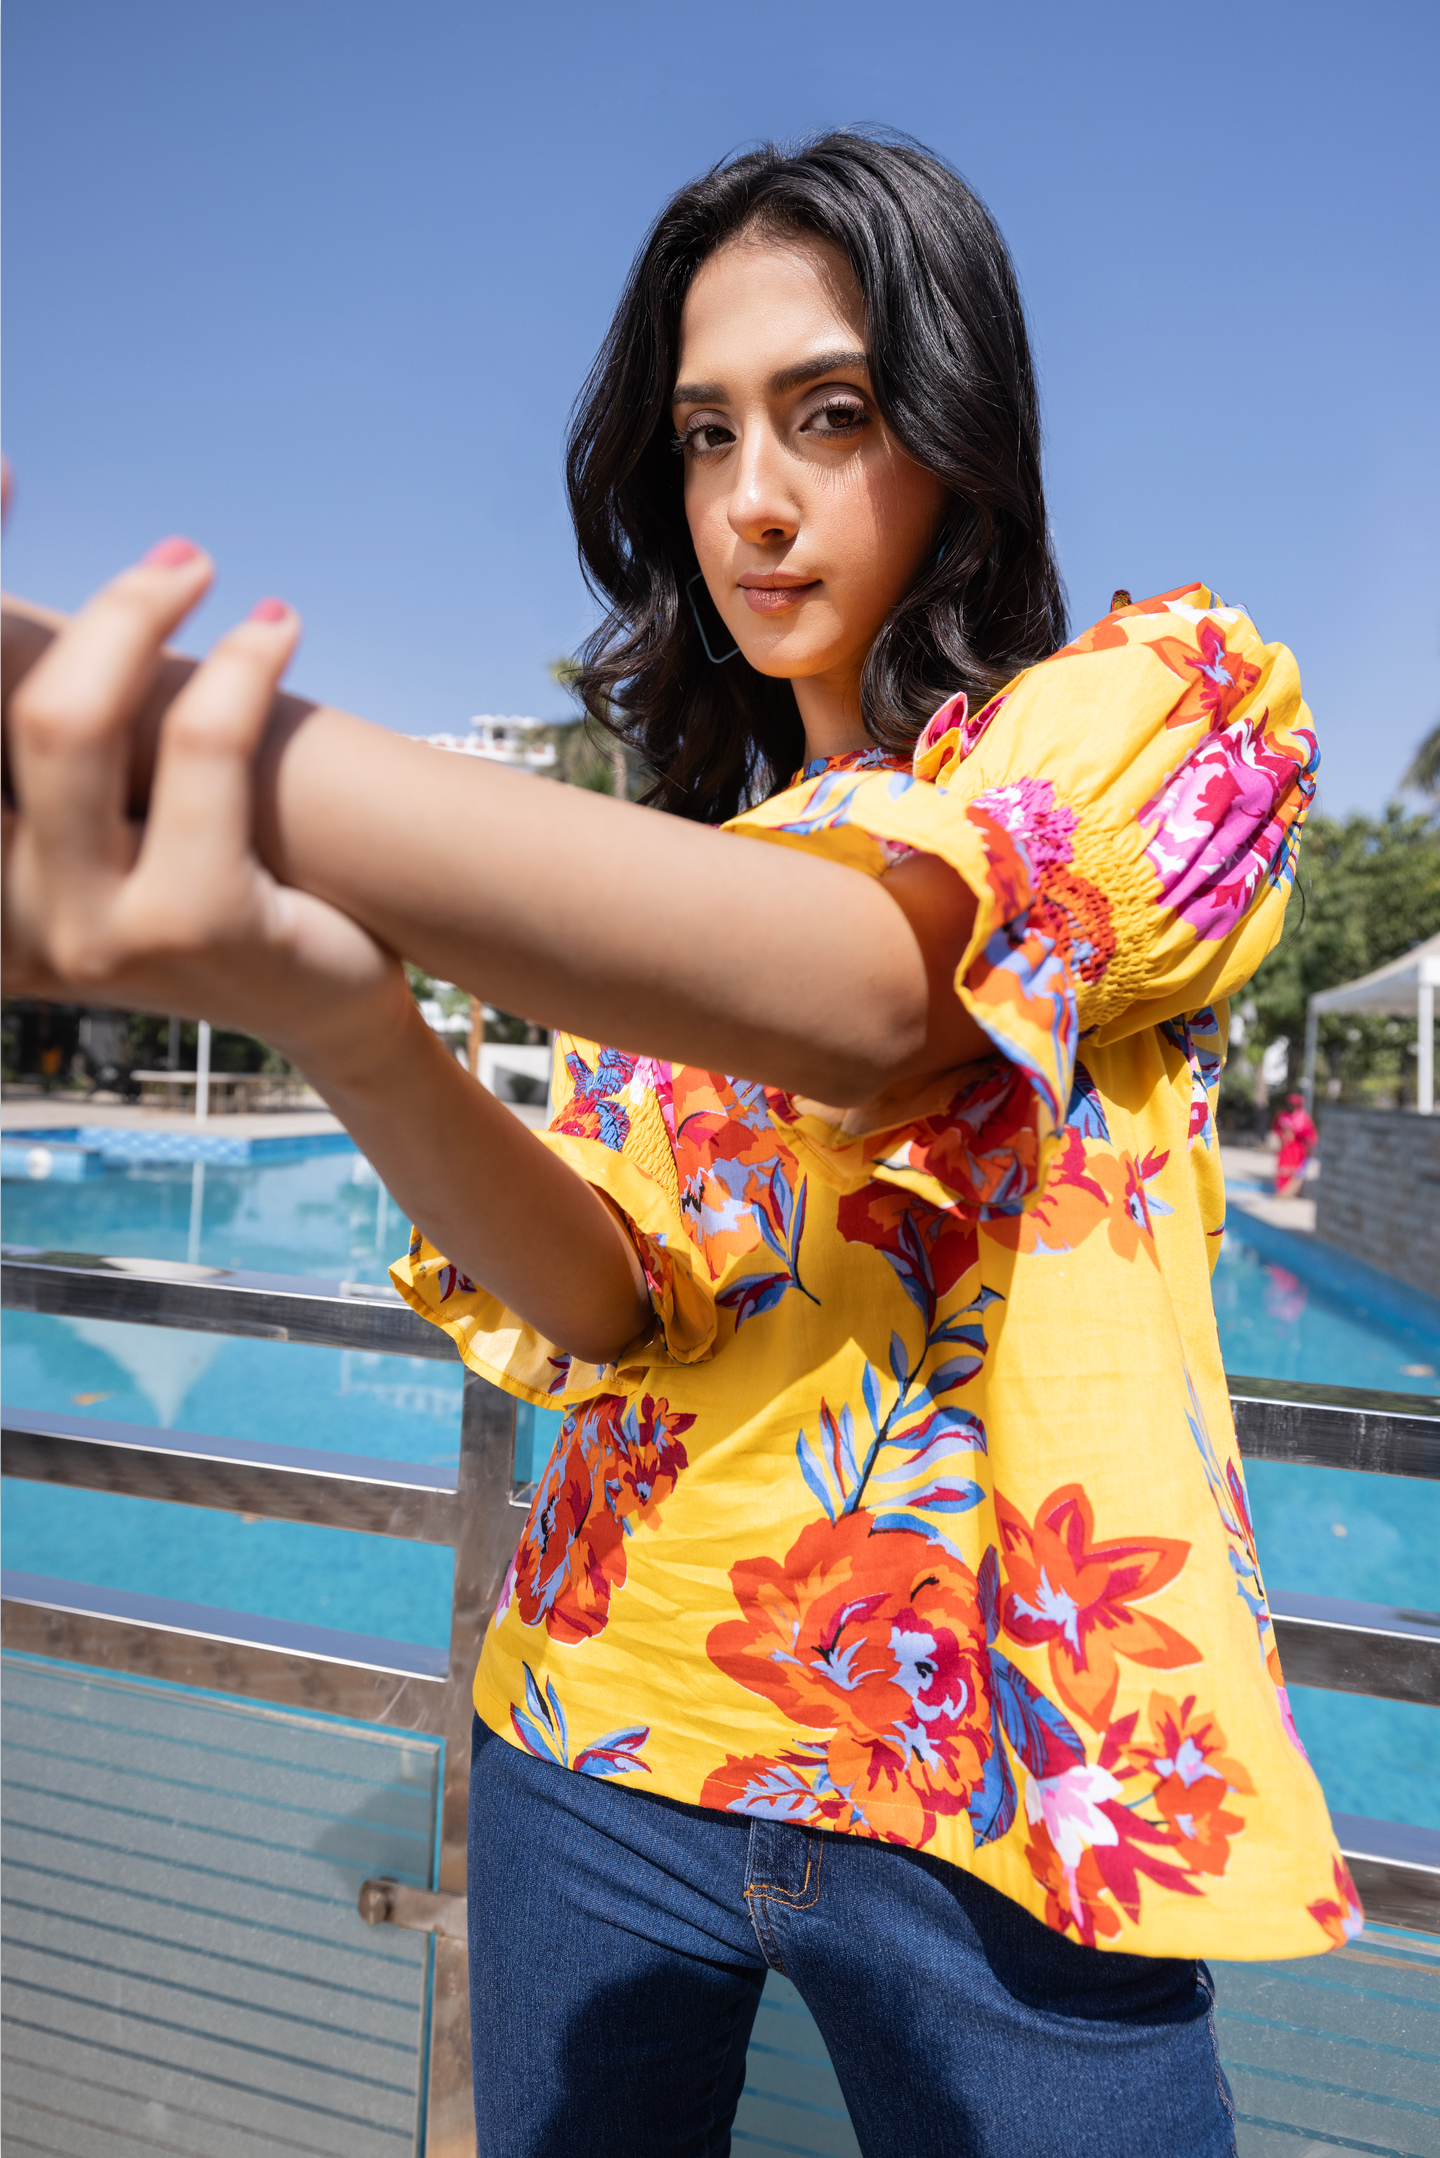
[389,1037,720,1407]
[730,582,1316,1219]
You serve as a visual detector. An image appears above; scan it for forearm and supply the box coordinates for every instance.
[306,994,651,1362]
[4,597,986,1100]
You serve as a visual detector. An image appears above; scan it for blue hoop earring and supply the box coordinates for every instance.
[687,572,741,664]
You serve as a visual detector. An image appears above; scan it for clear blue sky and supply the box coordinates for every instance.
[4,0,1436,816]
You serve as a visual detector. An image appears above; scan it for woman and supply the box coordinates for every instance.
[1273,1091,1319,1197]
[4,132,1354,2158]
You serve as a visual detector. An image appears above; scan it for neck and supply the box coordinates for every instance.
[792,663,872,764]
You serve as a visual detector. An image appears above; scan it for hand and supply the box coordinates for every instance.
[3,539,412,1083]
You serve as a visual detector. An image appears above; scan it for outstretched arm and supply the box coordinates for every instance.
[3,577,986,1105]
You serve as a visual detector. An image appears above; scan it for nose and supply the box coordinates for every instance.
[727,419,798,549]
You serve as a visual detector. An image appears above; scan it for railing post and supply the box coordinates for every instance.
[425,1368,522,2158]
[195,1019,211,1124]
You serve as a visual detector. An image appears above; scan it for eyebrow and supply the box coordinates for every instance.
[671,348,871,406]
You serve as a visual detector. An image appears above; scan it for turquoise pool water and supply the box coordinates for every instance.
[4,1135,1437,1827]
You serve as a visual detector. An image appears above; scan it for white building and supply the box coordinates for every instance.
[421,715,559,772]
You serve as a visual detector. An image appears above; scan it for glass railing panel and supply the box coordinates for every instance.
[1,1650,440,2158]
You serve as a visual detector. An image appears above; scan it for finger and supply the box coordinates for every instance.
[8,540,214,871]
[140,598,301,890]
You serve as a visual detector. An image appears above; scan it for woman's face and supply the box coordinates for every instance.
[674,229,948,754]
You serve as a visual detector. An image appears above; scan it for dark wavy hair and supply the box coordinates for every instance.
[566,130,1068,824]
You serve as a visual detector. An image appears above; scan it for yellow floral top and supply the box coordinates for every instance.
[395,584,1360,1961]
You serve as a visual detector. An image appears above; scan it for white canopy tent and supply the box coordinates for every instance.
[1302,931,1440,1115]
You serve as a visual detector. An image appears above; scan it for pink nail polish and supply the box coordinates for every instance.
[143,536,201,568]
[248,597,289,623]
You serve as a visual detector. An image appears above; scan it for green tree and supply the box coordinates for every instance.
[1402,718,1440,803]
[1226,806,1440,1114]
[548,655,636,798]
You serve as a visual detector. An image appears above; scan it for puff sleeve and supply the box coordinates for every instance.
[730,582,1317,1219]
[390,1040,720,1406]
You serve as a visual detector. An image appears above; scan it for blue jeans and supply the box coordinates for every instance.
[467,1717,1236,2158]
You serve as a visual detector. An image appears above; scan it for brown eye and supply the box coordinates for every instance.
[806,400,867,435]
[675,418,734,456]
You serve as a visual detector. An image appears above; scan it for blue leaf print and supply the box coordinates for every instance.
[524,1661,553,1732]
[876,1431,984,1483]
[886,1404,988,1458]
[889,1331,910,1387]
[977,1545,1001,1644]
[926,1354,987,1394]
[511,1705,565,1766]
[990,1652,1085,1779]
[546,1676,569,1762]
[717,1270,793,1329]
[796,1430,838,1521]
[574,1725,653,1777]
[967,1721,1018,1846]
[1065,1061,1110,1142]
[788,1177,809,1270]
[906,1479,985,1513]
[861,1362,883,1438]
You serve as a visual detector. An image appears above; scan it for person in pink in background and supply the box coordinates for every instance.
[1273,1091,1318,1197]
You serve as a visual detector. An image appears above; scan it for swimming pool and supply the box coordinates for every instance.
[4,1131,1437,1827]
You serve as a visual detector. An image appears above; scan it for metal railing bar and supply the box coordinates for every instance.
[1269,1593,1440,1707]
[1,1603,452,1741]
[0,1573,450,1682]
[2,1408,461,1492]
[2,1415,464,1543]
[1333,1813,1440,1934]
[1,1253,452,1361]
[1228,1375,1440,1481]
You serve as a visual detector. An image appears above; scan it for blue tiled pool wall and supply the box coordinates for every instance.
[3,1135,1437,1832]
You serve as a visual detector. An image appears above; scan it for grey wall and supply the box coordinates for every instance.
[1315,1107,1440,1299]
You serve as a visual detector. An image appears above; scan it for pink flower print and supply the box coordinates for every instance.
[970,777,1079,879]
[1138,713,1316,941]
[1024,1762,1123,1869]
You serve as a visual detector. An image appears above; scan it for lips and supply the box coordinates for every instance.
[737,576,820,615]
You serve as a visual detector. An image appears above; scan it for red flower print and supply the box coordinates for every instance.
[704,1511,994,1847]
[506,1392,694,1645]
[996,1483,1199,1730]
[836,1184,979,1316]
[1023,1765,1199,1946]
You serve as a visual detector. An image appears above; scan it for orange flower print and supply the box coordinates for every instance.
[1100,1147,1172,1265]
[1308,1855,1365,1947]
[1119,1693,1252,1877]
[996,1484,1199,1730]
[983,1126,1110,1257]
[704,1511,994,1846]
[499,1393,694,1646]
[1148,621,1262,734]
[985,1129,1171,1268]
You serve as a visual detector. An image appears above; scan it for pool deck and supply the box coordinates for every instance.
[1220,1143,1317,1234]
[0,1092,548,1134]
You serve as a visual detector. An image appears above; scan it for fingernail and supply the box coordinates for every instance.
[143,536,202,568]
[248,597,289,623]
